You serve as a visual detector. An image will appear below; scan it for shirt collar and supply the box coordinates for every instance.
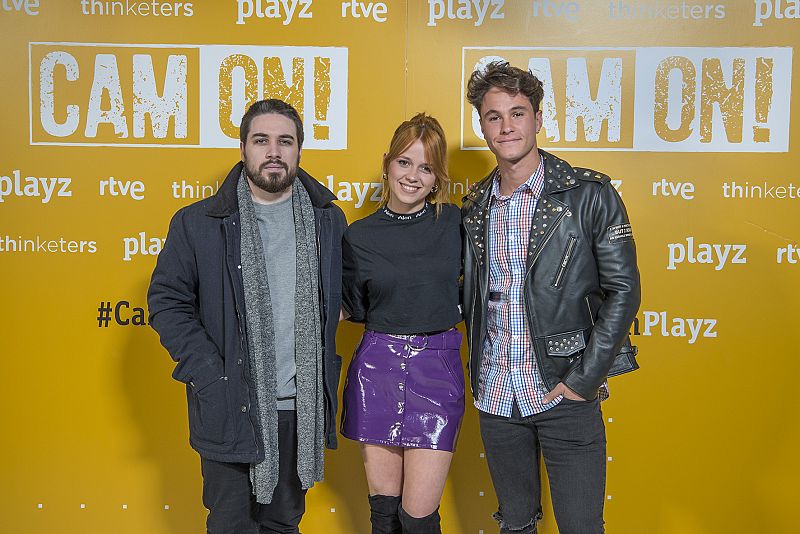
[491,156,545,201]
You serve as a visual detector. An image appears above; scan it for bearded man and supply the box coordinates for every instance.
[148,99,346,533]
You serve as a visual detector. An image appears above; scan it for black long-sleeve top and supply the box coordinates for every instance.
[342,203,462,335]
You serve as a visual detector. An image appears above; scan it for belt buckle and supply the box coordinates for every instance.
[490,291,509,303]
[407,334,428,351]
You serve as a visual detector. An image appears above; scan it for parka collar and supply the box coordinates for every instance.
[206,161,337,218]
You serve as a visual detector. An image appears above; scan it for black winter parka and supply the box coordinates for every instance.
[148,162,346,462]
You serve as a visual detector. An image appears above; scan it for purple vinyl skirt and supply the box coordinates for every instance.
[340,329,465,451]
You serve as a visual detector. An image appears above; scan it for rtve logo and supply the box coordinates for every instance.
[1,0,39,15]
[461,47,792,152]
[29,43,348,148]
[777,244,800,264]
[652,178,695,200]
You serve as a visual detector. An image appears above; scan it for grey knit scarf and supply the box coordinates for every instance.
[237,171,325,504]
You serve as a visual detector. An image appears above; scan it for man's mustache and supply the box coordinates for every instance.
[260,159,288,172]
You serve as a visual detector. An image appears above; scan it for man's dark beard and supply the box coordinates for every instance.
[245,158,297,194]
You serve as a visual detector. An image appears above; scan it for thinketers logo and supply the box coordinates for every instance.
[29,43,348,149]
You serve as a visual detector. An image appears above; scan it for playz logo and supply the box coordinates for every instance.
[235,0,313,25]
[667,237,747,271]
[633,311,718,344]
[29,42,347,149]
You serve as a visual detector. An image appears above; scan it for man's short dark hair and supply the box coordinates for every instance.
[467,61,545,116]
[239,99,304,147]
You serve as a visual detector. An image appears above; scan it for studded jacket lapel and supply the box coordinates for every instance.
[525,151,579,269]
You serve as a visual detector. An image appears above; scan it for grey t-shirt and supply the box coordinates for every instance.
[253,196,297,410]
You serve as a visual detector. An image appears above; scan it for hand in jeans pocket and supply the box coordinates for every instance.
[542,381,586,404]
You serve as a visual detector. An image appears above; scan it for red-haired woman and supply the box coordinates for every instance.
[340,113,464,534]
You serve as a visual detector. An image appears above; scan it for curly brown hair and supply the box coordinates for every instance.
[466,61,544,116]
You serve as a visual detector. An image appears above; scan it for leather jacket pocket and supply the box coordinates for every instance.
[189,376,232,446]
[608,336,639,377]
[552,235,578,288]
[545,329,586,358]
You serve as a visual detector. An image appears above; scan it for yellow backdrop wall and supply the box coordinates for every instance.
[2,1,798,533]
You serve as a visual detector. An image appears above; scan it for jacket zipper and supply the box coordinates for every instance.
[585,295,595,326]
[552,235,577,288]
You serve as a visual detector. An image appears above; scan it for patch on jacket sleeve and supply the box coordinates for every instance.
[608,223,633,244]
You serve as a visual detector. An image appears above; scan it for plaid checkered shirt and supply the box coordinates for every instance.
[475,159,562,417]
[475,158,610,417]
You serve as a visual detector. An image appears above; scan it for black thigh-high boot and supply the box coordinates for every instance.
[368,494,402,534]
[398,504,442,534]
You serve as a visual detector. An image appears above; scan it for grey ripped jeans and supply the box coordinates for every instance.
[478,398,607,534]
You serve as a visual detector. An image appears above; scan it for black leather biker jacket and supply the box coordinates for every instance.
[461,150,641,401]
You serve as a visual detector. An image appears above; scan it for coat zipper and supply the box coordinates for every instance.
[227,218,261,457]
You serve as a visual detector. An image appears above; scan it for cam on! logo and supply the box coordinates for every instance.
[30,43,348,149]
[461,46,792,152]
